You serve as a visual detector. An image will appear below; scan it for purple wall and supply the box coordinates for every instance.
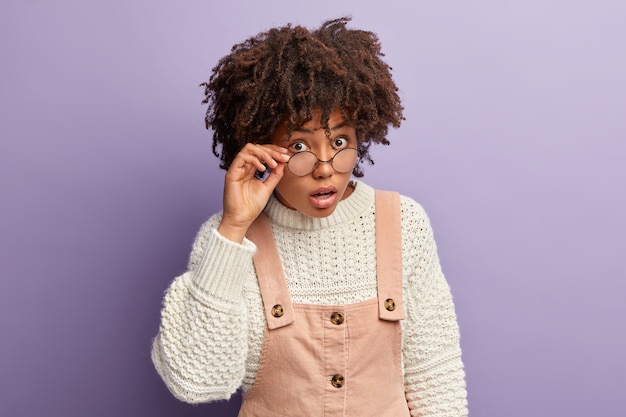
[2,1,625,416]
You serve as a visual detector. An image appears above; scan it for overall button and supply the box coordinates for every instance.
[271,304,284,317]
[330,312,344,325]
[384,298,396,311]
[331,374,345,388]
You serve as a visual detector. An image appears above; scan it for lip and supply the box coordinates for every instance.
[309,186,337,197]
[309,186,338,209]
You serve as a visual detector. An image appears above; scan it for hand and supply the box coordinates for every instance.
[218,143,290,243]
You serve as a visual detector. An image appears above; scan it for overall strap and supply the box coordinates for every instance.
[247,213,295,329]
[248,189,404,329]
[375,190,405,321]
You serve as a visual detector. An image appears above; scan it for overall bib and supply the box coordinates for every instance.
[241,190,410,417]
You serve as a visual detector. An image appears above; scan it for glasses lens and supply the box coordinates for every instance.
[287,148,359,176]
[288,151,318,176]
[331,148,358,173]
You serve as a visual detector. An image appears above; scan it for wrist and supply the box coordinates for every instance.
[217,219,251,243]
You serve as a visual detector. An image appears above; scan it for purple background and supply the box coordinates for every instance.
[2,1,625,416]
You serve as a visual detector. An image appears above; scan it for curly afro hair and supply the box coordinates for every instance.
[201,17,404,177]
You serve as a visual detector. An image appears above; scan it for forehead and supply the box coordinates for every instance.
[297,109,345,131]
[270,108,354,143]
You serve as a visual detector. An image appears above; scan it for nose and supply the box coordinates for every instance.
[312,149,334,178]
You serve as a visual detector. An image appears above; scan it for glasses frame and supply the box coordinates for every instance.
[286,147,360,177]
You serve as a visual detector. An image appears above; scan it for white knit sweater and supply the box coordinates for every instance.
[152,181,468,416]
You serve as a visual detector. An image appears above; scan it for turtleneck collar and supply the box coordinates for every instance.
[263,180,375,231]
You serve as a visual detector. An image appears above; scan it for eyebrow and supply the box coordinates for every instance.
[294,122,348,134]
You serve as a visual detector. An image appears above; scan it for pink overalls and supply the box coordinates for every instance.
[241,190,410,417]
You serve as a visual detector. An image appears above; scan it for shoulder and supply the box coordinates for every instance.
[399,194,431,227]
[397,193,438,247]
[362,182,434,234]
[370,186,437,243]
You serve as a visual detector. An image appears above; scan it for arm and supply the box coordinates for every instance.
[151,215,255,403]
[152,143,289,403]
[401,199,468,417]
[152,143,289,402]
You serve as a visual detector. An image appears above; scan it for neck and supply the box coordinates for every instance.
[264,181,374,230]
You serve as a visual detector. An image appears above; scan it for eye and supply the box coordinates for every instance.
[332,136,349,149]
[289,141,309,153]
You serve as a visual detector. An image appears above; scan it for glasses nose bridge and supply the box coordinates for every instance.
[316,154,334,165]
[311,152,335,177]
[316,145,346,170]
[313,144,335,164]
[287,148,357,176]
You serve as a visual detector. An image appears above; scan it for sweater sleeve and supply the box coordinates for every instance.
[400,199,468,417]
[151,214,256,403]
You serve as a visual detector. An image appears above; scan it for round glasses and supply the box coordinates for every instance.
[287,147,359,176]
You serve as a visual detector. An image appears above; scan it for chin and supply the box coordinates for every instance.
[306,207,338,218]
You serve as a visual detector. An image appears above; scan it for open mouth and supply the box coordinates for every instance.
[311,190,335,199]
[309,188,338,209]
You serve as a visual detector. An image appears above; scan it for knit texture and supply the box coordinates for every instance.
[152,181,468,416]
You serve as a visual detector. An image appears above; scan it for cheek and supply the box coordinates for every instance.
[275,175,301,196]
[274,176,301,209]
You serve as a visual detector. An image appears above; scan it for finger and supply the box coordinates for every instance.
[228,152,269,179]
[237,144,288,173]
[260,162,285,189]
[255,144,290,169]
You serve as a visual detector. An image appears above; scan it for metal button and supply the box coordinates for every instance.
[384,298,396,311]
[330,312,344,325]
[271,304,284,317]
[331,374,345,388]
